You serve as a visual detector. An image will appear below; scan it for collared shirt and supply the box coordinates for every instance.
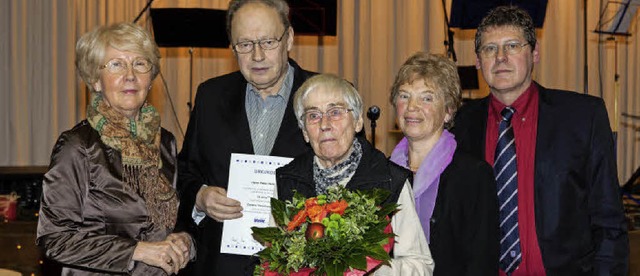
[192,64,295,224]
[245,64,295,155]
[485,83,546,276]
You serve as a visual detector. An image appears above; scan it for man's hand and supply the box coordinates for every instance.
[195,186,243,222]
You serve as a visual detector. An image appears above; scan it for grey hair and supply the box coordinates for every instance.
[75,22,160,92]
[293,74,363,129]
[226,0,291,42]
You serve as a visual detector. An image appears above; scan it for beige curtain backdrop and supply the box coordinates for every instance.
[1,0,639,183]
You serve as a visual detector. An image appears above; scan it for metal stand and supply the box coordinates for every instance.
[367,106,380,149]
[187,48,194,113]
[370,120,377,148]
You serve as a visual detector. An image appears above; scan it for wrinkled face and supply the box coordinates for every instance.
[93,47,152,119]
[231,2,293,95]
[476,26,539,99]
[302,87,363,168]
[394,79,450,144]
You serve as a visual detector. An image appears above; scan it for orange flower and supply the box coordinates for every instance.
[304,197,318,209]
[307,205,328,223]
[326,199,348,215]
[287,209,308,231]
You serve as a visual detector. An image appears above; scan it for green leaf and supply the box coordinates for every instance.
[377,203,399,218]
[251,226,282,243]
[325,262,346,276]
[271,198,287,225]
[366,244,391,261]
[345,253,367,270]
[370,188,391,204]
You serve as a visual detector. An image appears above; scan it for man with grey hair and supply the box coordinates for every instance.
[176,0,315,274]
[453,5,628,275]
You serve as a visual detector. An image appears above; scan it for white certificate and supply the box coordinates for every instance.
[220,153,293,256]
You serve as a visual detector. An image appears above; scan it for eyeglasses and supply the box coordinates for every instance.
[99,58,153,75]
[303,107,353,125]
[478,42,529,58]
[232,29,288,54]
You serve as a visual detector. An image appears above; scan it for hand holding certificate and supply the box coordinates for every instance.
[220,153,293,256]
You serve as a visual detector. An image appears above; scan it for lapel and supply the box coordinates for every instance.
[345,137,390,190]
[226,74,255,154]
[533,83,556,192]
[462,97,490,158]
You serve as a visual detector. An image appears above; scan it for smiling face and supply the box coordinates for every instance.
[231,2,293,96]
[394,78,450,144]
[302,87,363,168]
[93,47,152,119]
[476,26,539,104]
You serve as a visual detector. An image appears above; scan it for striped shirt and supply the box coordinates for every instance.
[245,64,295,155]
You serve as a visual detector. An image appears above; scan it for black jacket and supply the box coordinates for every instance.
[429,149,499,276]
[176,60,315,276]
[276,136,411,207]
[452,83,628,275]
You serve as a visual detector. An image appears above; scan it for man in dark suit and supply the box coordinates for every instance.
[452,6,628,275]
[176,0,314,275]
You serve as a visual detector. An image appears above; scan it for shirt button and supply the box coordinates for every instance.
[259,134,264,138]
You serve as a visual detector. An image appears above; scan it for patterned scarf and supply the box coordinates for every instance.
[87,93,177,230]
[313,139,363,194]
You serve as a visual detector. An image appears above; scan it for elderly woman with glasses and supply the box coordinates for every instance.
[36,22,193,275]
[276,74,434,275]
[389,52,499,275]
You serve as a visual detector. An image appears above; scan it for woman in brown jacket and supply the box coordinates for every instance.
[36,22,193,275]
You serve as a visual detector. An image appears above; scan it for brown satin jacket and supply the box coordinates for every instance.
[36,120,178,275]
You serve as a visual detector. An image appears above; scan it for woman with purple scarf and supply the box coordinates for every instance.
[389,52,499,275]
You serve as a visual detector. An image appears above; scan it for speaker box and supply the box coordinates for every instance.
[288,0,337,36]
[150,8,229,48]
[450,0,548,29]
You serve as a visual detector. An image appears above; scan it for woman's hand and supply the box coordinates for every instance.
[166,232,192,267]
[132,232,192,274]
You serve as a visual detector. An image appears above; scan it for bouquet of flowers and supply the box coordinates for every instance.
[251,185,398,276]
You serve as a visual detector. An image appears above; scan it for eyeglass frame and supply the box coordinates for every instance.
[99,57,153,75]
[232,28,288,54]
[302,106,354,125]
[477,42,530,58]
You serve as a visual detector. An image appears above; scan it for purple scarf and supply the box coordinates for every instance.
[390,129,456,243]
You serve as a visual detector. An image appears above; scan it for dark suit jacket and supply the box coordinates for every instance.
[176,60,314,276]
[452,82,629,275]
[429,149,499,276]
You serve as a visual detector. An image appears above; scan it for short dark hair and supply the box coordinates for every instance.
[474,5,537,53]
[226,0,291,41]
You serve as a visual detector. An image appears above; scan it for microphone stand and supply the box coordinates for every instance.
[441,0,457,62]
[370,119,377,148]
[133,0,155,23]
[188,48,194,113]
[367,106,381,149]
